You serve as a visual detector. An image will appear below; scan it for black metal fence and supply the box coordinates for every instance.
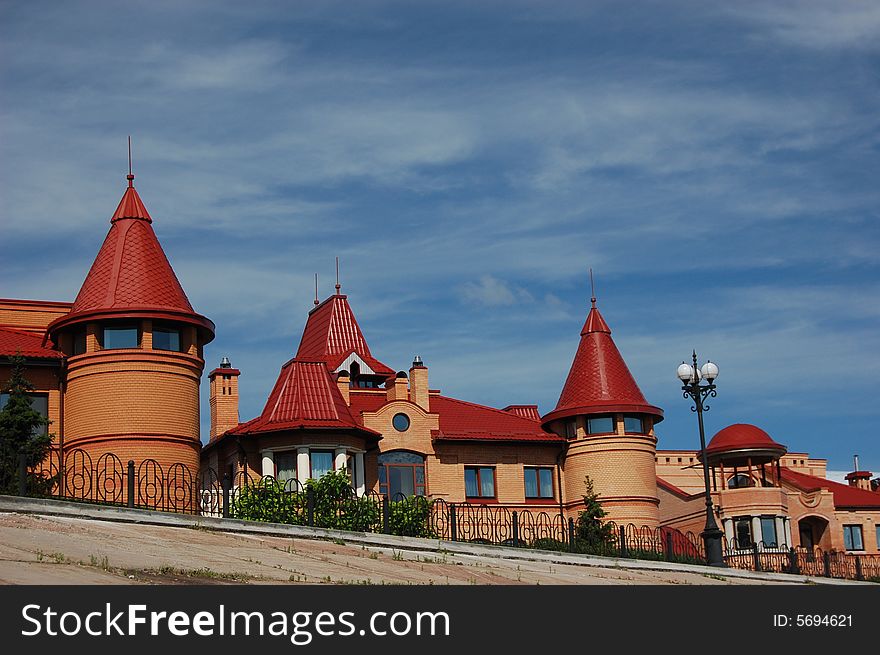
[12,449,877,581]
[723,538,880,581]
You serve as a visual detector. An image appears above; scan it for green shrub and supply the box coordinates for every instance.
[231,478,305,524]
[389,496,434,538]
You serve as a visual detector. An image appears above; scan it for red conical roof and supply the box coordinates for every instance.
[48,175,214,341]
[542,299,662,425]
[295,293,393,376]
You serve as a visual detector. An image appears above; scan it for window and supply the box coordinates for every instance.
[153,327,181,351]
[524,467,554,499]
[392,413,410,432]
[585,416,614,434]
[309,451,334,480]
[843,525,864,551]
[728,474,755,489]
[378,451,426,498]
[735,517,753,549]
[465,466,495,499]
[275,452,296,483]
[564,420,577,439]
[73,330,87,355]
[0,392,49,436]
[102,325,139,349]
[760,516,778,548]
[623,415,644,433]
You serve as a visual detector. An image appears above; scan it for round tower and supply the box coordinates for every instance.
[542,294,663,527]
[47,171,214,475]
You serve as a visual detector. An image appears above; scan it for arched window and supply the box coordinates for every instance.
[378,451,426,498]
[728,474,755,489]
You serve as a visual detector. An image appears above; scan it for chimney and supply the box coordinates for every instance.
[336,370,350,405]
[845,454,873,491]
[409,355,429,411]
[208,357,240,440]
[386,371,408,402]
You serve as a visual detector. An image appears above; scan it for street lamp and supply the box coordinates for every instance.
[677,350,726,567]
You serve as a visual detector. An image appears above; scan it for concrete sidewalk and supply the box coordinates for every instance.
[0,495,864,585]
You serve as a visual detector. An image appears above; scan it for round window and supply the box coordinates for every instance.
[392,413,410,432]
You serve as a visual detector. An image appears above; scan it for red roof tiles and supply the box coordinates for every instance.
[542,301,662,425]
[0,328,62,360]
[348,391,564,444]
[780,467,880,509]
[47,176,214,341]
[231,360,379,437]
[295,294,393,376]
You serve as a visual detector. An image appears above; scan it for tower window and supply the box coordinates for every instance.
[622,415,644,434]
[585,416,614,434]
[564,420,577,439]
[73,330,87,355]
[102,325,139,349]
[153,327,181,352]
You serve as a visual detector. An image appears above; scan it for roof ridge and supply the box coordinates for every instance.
[436,394,543,425]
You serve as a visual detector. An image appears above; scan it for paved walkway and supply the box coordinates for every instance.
[0,496,863,585]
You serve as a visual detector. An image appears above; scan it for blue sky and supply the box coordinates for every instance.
[2,1,878,476]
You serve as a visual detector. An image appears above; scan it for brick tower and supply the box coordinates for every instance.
[47,170,214,475]
[542,294,663,527]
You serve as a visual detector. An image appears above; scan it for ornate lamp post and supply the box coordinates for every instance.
[677,351,726,567]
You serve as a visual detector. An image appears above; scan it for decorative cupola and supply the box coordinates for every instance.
[845,455,873,492]
[295,287,394,388]
[543,289,663,527]
[700,424,787,490]
[46,166,214,473]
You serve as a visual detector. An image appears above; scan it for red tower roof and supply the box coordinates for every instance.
[295,294,393,376]
[230,359,379,437]
[542,299,662,426]
[48,175,214,341]
[704,423,787,458]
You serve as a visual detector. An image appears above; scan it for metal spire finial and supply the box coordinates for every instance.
[314,273,320,306]
[127,136,134,187]
[589,268,596,307]
[335,256,341,294]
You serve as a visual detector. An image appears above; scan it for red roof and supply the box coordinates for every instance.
[230,359,379,437]
[295,294,393,376]
[348,391,564,444]
[542,300,662,425]
[780,467,880,509]
[705,424,786,457]
[502,405,541,421]
[0,328,62,360]
[48,176,214,341]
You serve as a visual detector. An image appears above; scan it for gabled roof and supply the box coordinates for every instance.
[348,391,564,444]
[542,299,662,426]
[230,359,379,438]
[0,328,62,360]
[47,175,214,341]
[780,467,880,510]
[295,294,393,376]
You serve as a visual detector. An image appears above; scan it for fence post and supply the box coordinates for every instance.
[788,547,800,575]
[619,525,628,558]
[306,487,315,527]
[512,511,519,548]
[127,460,135,508]
[449,504,457,542]
[752,543,762,572]
[665,532,674,562]
[822,550,832,578]
[854,556,864,581]
[568,517,576,552]
[221,473,231,519]
[382,495,391,534]
[17,453,27,497]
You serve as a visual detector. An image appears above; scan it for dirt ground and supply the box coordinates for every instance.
[0,512,794,585]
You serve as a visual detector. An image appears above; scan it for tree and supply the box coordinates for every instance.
[0,354,53,494]
[574,476,615,554]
